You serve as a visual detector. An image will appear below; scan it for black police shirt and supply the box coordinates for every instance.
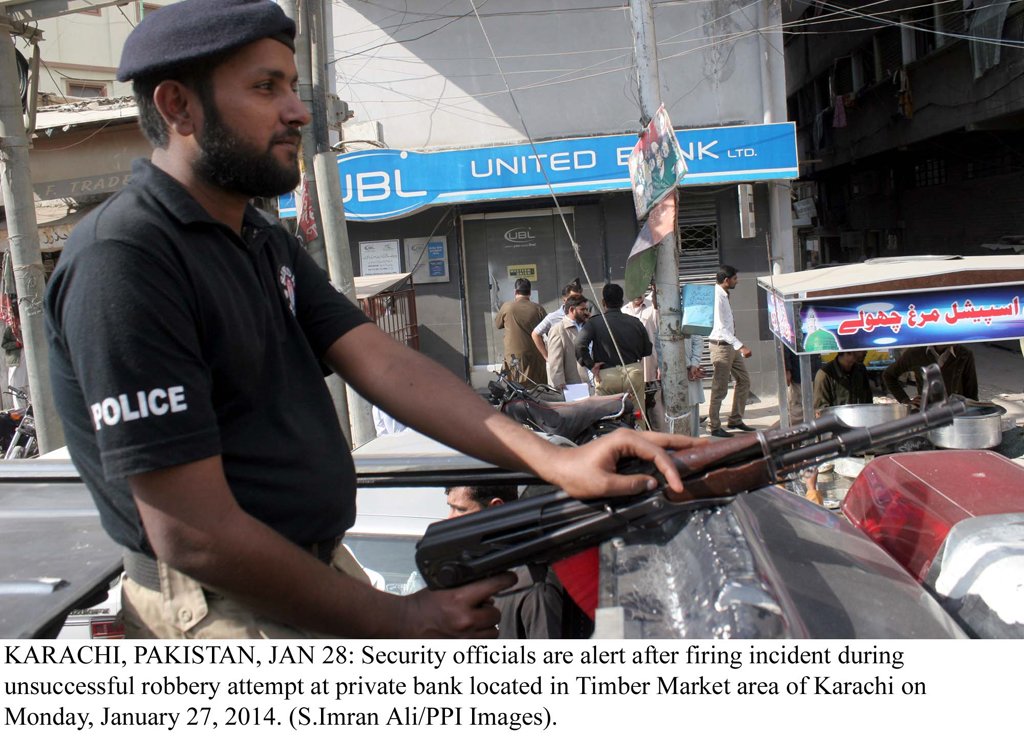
[45,159,370,555]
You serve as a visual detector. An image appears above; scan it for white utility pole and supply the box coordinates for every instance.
[281,0,355,445]
[283,0,373,447]
[628,0,692,435]
[0,24,62,452]
[311,0,374,447]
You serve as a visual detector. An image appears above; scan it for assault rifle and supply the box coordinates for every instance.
[416,364,967,589]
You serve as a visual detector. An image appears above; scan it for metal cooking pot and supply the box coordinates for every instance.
[928,404,1005,449]
[819,402,908,427]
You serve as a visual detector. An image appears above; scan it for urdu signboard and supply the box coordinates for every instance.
[279,122,798,222]
[778,284,1024,353]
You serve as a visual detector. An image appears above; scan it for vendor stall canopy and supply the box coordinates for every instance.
[758,255,1024,354]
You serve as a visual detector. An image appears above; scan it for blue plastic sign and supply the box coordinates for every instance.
[279,122,798,221]
[681,283,715,337]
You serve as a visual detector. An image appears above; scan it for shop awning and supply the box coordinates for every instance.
[758,255,1024,301]
[354,272,412,299]
[30,100,147,201]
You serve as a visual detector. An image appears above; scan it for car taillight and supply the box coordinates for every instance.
[90,620,125,639]
[843,450,1024,581]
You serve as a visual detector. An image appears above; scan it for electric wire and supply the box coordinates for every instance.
[468,0,653,430]
[335,0,1023,108]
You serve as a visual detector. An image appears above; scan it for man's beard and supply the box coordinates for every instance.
[192,98,301,198]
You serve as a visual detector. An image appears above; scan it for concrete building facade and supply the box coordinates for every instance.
[11,0,170,102]
[785,0,1024,267]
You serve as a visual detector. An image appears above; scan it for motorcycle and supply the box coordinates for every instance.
[487,368,636,446]
[2,388,36,460]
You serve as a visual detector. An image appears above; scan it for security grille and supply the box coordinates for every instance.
[677,189,720,373]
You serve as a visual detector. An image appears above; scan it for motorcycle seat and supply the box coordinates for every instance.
[503,393,633,442]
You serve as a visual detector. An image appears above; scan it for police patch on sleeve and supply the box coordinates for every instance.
[279,265,297,316]
[90,386,188,430]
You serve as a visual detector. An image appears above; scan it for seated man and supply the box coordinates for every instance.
[882,344,978,405]
[444,485,589,639]
[813,350,873,414]
[805,351,872,505]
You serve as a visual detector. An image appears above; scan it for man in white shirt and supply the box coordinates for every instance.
[706,265,753,437]
[622,289,658,384]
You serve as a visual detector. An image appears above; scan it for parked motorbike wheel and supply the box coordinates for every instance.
[2,389,36,460]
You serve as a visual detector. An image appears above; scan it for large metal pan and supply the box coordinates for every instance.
[928,404,1005,449]
[819,403,908,427]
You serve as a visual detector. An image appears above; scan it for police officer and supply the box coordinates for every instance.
[44,0,697,638]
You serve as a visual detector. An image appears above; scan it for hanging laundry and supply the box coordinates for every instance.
[832,94,847,128]
[896,68,914,119]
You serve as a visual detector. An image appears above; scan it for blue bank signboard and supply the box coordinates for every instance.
[279,122,798,222]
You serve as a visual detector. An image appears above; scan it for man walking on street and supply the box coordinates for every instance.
[43,0,697,640]
[575,283,652,413]
[495,278,548,386]
[707,265,753,438]
[546,294,590,392]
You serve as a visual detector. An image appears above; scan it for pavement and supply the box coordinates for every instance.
[696,340,1024,508]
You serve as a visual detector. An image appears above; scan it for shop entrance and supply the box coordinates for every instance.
[462,209,576,382]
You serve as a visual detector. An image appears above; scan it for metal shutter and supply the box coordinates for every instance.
[677,188,720,373]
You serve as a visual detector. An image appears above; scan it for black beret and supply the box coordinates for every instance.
[117,0,295,82]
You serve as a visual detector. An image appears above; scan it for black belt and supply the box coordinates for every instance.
[123,549,161,592]
[123,537,343,593]
[709,339,731,346]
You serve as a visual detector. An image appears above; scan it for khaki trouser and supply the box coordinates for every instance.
[595,362,645,415]
[120,545,370,639]
[707,342,750,430]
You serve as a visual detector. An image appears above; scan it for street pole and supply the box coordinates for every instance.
[280,0,353,444]
[281,0,327,271]
[0,27,62,453]
[628,0,691,435]
[311,0,375,447]
[758,0,800,419]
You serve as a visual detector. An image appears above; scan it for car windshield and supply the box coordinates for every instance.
[344,533,423,595]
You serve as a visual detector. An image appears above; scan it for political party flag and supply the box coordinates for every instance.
[624,194,676,301]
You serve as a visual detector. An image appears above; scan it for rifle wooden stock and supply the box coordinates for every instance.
[664,434,766,502]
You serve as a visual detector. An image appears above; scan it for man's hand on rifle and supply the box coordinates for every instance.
[537,428,706,500]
